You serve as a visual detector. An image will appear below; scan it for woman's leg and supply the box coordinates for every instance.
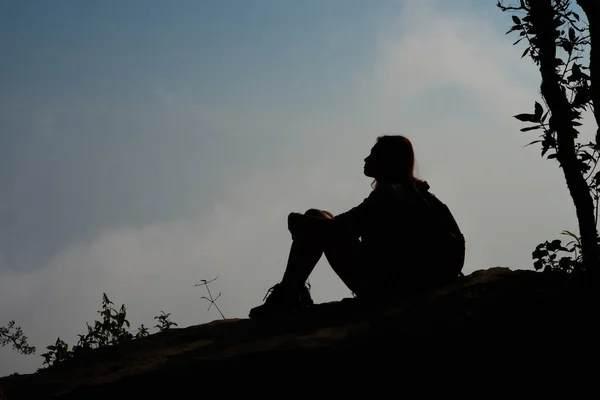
[281,209,365,295]
[250,209,364,317]
[322,233,365,296]
[280,209,331,287]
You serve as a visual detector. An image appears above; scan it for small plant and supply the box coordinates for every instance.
[153,311,178,332]
[80,293,133,348]
[194,277,225,319]
[40,293,134,367]
[40,293,177,368]
[40,338,71,367]
[134,324,150,338]
[533,230,590,273]
[1,320,36,355]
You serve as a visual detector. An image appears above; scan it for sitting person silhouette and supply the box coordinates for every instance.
[249,135,465,319]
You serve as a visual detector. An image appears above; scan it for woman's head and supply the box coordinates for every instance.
[364,135,417,185]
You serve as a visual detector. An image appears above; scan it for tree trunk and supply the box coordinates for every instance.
[577,0,600,131]
[529,0,600,271]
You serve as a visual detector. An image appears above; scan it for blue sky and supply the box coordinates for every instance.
[0,0,588,374]
[0,0,389,267]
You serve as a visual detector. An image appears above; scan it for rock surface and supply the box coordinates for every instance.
[1,267,598,398]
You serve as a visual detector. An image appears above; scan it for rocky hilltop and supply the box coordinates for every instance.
[1,267,598,399]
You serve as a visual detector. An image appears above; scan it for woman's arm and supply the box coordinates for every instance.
[288,212,334,240]
[289,194,371,241]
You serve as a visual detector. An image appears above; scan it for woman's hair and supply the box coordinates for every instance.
[371,135,424,189]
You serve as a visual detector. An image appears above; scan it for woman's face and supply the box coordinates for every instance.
[363,144,383,178]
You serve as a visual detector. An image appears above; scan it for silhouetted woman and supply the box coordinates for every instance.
[249,135,465,318]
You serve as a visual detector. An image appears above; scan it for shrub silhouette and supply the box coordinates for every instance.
[154,312,178,332]
[41,293,177,368]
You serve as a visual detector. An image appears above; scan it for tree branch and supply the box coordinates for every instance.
[530,0,600,270]
[577,0,600,132]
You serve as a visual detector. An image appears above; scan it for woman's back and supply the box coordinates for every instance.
[334,180,464,291]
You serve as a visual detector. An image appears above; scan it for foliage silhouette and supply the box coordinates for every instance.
[154,312,178,332]
[499,0,600,273]
[40,293,177,368]
[0,321,35,355]
[135,324,150,339]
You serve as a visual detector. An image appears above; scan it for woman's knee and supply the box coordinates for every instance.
[304,209,335,219]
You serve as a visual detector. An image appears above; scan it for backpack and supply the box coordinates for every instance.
[412,187,466,283]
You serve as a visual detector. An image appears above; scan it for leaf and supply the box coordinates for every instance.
[520,126,542,132]
[512,15,521,25]
[558,257,572,270]
[579,150,593,161]
[568,64,582,82]
[548,239,562,251]
[532,248,549,259]
[553,17,563,28]
[541,146,550,157]
[561,230,581,242]
[521,47,530,58]
[534,101,543,119]
[547,153,558,160]
[569,27,576,42]
[573,13,580,21]
[524,140,541,147]
[541,110,549,123]
[573,87,591,108]
[561,41,573,54]
[514,113,537,122]
[506,24,522,34]
[513,37,524,45]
